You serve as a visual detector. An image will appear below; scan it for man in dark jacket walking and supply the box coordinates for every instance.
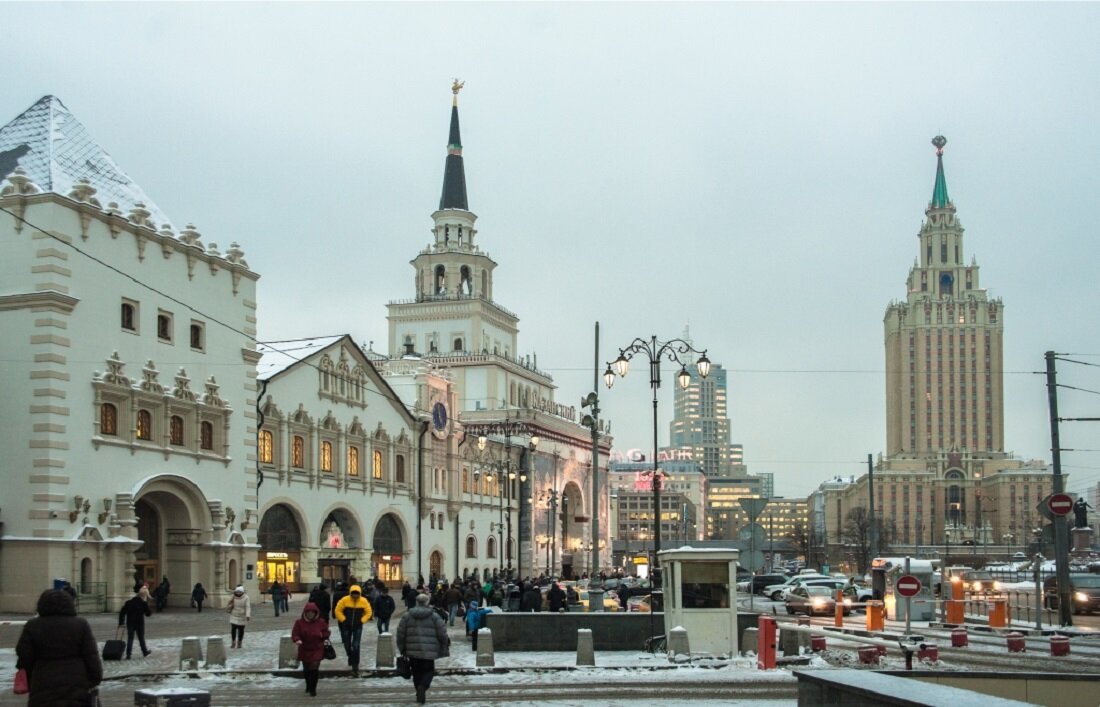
[548,582,567,612]
[443,582,463,626]
[16,589,103,707]
[119,586,153,658]
[375,584,396,634]
[397,592,449,704]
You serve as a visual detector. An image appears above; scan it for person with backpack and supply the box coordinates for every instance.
[118,585,153,659]
[396,593,449,705]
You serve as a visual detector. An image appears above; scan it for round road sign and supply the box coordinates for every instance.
[1047,493,1074,517]
[896,575,922,598]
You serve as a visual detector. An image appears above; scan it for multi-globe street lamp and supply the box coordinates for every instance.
[604,335,710,581]
[469,419,538,579]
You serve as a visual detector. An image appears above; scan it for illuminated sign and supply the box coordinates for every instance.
[266,552,289,559]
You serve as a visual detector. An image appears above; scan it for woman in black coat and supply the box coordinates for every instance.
[16,589,103,707]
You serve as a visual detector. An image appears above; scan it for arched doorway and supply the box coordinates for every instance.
[371,513,405,588]
[132,477,211,606]
[134,498,160,587]
[430,550,443,582]
[317,507,362,589]
[258,504,303,592]
[560,482,585,580]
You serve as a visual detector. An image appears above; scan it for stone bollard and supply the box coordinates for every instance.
[376,632,397,669]
[741,627,759,656]
[780,626,801,656]
[204,636,226,668]
[476,628,495,667]
[179,637,203,671]
[1006,632,1026,653]
[810,635,827,653]
[950,628,968,648]
[918,642,939,663]
[667,627,690,662]
[796,616,812,650]
[278,635,299,668]
[576,628,595,666]
[1050,635,1070,657]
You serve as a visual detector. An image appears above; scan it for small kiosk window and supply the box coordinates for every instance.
[680,560,730,609]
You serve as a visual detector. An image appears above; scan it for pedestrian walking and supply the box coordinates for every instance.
[331,581,348,621]
[154,576,170,612]
[333,584,372,676]
[402,580,416,611]
[548,581,566,612]
[191,582,207,612]
[375,584,396,633]
[308,584,331,623]
[118,585,153,658]
[444,582,462,626]
[291,602,331,697]
[270,581,285,617]
[15,589,103,707]
[396,592,449,704]
[226,585,251,648]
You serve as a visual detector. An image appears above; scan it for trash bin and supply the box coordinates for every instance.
[649,590,664,613]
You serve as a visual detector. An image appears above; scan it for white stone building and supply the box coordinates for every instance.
[0,96,259,612]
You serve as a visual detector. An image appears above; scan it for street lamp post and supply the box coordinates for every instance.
[471,419,538,580]
[604,335,710,583]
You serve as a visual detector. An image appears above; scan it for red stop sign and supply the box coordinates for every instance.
[1048,493,1074,516]
[896,575,922,598]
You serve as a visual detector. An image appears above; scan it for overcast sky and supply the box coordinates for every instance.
[4,2,1098,499]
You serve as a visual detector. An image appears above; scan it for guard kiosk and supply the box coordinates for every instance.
[871,557,935,622]
[658,547,740,658]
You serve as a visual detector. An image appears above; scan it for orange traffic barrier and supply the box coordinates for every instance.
[988,598,1008,628]
[865,601,884,631]
[757,615,777,669]
[835,590,844,627]
[945,599,964,625]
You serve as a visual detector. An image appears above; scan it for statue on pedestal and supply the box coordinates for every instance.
[1073,497,1092,529]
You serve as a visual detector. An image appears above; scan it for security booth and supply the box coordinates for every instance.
[658,547,739,658]
[871,557,935,622]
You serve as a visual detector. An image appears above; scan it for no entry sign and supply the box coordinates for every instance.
[896,575,922,598]
[1047,493,1074,517]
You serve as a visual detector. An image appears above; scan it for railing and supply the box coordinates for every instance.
[77,582,108,613]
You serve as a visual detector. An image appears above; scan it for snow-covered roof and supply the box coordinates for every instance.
[0,95,173,227]
[256,336,344,381]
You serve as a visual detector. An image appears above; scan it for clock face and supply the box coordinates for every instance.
[432,402,448,432]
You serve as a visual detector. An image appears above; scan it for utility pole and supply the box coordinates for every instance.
[868,454,878,562]
[1046,351,1073,626]
[581,322,604,609]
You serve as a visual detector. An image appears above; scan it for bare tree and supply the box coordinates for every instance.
[842,507,873,574]
[787,521,811,565]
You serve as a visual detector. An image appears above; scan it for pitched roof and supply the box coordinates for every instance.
[256,336,344,381]
[0,95,173,226]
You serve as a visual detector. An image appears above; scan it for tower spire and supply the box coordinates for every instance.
[931,135,950,208]
[439,79,468,211]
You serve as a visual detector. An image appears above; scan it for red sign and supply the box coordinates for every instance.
[1048,493,1074,516]
[896,575,922,598]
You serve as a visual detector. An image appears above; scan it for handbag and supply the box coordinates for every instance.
[13,668,28,695]
[323,641,336,660]
[396,654,412,679]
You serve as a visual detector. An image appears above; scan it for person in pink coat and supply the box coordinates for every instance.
[292,602,331,697]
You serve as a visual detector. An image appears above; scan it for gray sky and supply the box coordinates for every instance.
[4,2,1099,499]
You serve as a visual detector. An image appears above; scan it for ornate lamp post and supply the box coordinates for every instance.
[604,335,709,581]
[469,419,538,580]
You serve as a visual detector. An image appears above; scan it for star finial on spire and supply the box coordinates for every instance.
[932,135,947,156]
[931,135,950,207]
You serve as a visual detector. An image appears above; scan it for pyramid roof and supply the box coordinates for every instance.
[0,95,173,226]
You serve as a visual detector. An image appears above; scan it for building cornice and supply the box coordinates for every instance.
[0,290,80,313]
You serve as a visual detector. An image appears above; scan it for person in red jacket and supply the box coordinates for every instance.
[291,602,331,697]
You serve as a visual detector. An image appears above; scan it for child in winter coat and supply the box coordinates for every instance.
[465,600,492,651]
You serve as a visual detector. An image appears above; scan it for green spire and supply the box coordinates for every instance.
[931,135,949,208]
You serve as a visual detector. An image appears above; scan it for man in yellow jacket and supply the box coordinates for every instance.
[333,584,373,676]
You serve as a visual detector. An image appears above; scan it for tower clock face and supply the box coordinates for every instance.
[431,401,448,436]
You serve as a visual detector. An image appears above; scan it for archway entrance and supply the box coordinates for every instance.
[371,514,405,588]
[134,498,160,587]
[559,482,586,580]
[258,504,303,592]
[132,478,210,607]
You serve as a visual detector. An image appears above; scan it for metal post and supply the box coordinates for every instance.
[904,556,912,636]
[1034,554,1043,631]
[868,454,877,563]
[1046,351,1072,626]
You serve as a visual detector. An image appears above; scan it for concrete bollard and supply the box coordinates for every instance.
[179,637,203,671]
[741,627,759,656]
[780,627,801,656]
[376,632,397,668]
[1006,632,1026,653]
[1050,635,1070,657]
[796,616,812,650]
[204,636,226,668]
[950,628,968,648]
[918,642,939,663]
[576,628,595,666]
[666,627,690,662]
[858,646,879,665]
[810,635,827,653]
[476,628,495,667]
[278,635,299,668]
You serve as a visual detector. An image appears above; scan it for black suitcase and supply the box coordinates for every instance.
[102,627,125,661]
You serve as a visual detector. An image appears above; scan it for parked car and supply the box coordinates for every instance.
[765,574,830,601]
[1043,574,1100,614]
[786,586,848,616]
[955,569,1002,595]
[841,584,873,608]
[737,574,789,596]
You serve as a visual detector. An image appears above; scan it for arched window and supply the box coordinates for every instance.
[462,468,469,493]
[395,454,405,483]
[259,430,274,464]
[466,536,477,557]
[347,446,360,476]
[487,536,497,559]
[136,409,153,440]
[292,436,305,468]
[460,265,472,295]
[100,403,118,436]
[373,450,383,479]
[434,264,446,294]
[430,551,443,580]
[169,415,184,445]
[321,441,333,472]
[200,421,214,450]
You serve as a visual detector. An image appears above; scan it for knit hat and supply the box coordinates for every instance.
[416,593,430,606]
[234,585,244,595]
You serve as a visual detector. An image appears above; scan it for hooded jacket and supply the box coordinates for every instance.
[333,584,373,626]
[465,600,492,634]
[291,602,331,663]
[396,603,448,660]
[15,590,103,707]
